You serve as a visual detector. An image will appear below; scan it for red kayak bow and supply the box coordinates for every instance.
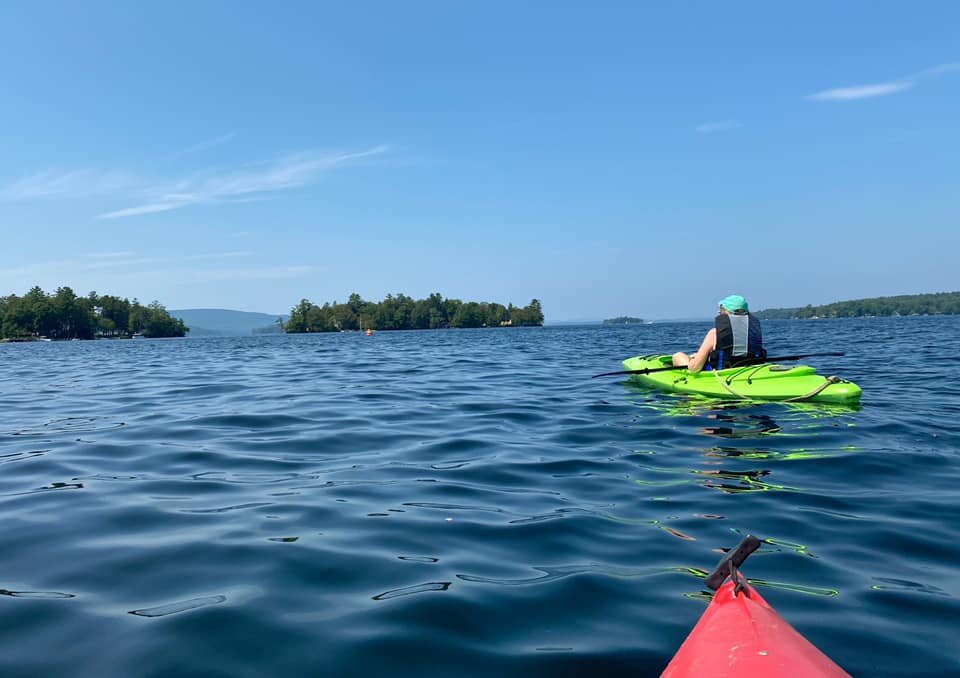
[663,535,850,677]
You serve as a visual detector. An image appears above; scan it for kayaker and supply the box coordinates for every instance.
[672,294,766,372]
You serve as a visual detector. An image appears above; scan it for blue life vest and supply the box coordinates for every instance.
[708,313,766,369]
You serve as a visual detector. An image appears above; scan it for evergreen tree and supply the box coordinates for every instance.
[283,292,545,333]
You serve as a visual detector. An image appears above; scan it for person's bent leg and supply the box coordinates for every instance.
[672,352,690,366]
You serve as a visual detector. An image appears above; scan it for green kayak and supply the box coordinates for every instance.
[622,355,861,404]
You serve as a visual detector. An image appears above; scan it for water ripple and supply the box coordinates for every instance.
[373,581,451,600]
[0,320,958,675]
[129,595,227,617]
[0,589,76,599]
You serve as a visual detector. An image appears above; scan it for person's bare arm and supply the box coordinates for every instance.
[687,328,716,373]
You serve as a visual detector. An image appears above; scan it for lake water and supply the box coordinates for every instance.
[1,317,958,676]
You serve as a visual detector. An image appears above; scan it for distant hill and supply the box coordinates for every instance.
[755,291,960,319]
[170,309,288,336]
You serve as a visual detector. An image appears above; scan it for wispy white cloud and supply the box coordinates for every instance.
[88,251,137,258]
[0,257,152,283]
[0,169,135,200]
[85,252,259,269]
[917,62,960,78]
[167,133,236,160]
[0,144,389,221]
[188,251,254,260]
[97,201,185,218]
[190,265,313,282]
[98,145,389,219]
[808,61,959,102]
[808,81,912,101]
[84,257,159,270]
[0,257,312,291]
[695,120,743,134]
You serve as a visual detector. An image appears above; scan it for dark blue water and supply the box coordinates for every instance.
[2,318,958,677]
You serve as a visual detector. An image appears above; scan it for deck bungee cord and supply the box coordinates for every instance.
[596,354,860,404]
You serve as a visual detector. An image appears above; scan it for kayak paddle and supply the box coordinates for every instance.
[591,352,845,378]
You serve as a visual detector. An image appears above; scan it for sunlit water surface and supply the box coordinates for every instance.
[1,318,958,676]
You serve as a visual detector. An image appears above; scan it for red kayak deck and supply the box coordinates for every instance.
[663,580,850,677]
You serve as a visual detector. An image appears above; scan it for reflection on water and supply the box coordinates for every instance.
[704,445,859,461]
[743,577,839,597]
[870,578,949,596]
[673,564,839,600]
[628,392,865,495]
[631,464,792,494]
[699,413,780,437]
[698,468,792,494]
[625,384,861,420]
[763,536,815,556]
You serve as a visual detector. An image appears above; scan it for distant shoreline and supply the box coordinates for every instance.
[755,291,960,320]
[602,316,645,325]
[284,294,543,333]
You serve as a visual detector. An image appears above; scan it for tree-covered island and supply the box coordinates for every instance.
[755,291,960,319]
[603,316,645,325]
[286,293,544,332]
[0,286,187,340]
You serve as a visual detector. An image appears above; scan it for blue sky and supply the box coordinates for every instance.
[1,2,957,320]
